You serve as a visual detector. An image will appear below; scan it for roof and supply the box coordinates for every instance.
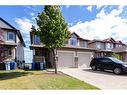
[112,46,127,53]
[0,17,25,47]
[71,32,90,41]
[88,37,126,45]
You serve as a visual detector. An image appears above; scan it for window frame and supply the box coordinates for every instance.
[7,32,15,41]
[83,41,88,48]
[69,38,77,46]
[34,35,40,45]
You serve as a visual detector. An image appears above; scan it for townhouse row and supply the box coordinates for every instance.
[0,17,127,69]
[30,31,127,68]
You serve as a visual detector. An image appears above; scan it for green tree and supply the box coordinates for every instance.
[32,5,70,74]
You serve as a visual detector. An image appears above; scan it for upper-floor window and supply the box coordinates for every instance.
[7,32,15,41]
[96,42,101,49]
[83,41,88,48]
[116,44,122,47]
[34,35,40,45]
[69,38,77,46]
[106,43,113,50]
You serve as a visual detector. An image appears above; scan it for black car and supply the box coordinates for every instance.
[90,57,127,74]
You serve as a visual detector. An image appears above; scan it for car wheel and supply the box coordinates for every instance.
[91,65,97,70]
[113,68,122,75]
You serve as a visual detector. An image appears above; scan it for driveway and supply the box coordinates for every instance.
[59,68,127,89]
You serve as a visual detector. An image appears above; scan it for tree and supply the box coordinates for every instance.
[0,45,8,63]
[0,29,9,63]
[32,5,70,74]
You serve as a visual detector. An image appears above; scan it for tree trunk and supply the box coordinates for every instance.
[52,48,57,74]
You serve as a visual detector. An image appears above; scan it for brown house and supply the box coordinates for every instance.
[0,17,25,64]
[112,46,127,62]
[88,37,126,58]
[30,32,96,68]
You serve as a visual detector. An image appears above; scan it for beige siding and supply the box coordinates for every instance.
[88,43,95,49]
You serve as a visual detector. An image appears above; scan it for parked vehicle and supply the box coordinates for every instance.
[90,57,127,74]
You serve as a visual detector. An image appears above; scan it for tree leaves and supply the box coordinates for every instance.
[32,5,70,49]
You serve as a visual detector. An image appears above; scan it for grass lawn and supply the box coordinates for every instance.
[0,70,99,89]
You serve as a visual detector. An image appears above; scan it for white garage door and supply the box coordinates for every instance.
[78,52,92,68]
[57,51,74,68]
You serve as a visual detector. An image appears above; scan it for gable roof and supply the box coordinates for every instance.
[112,46,127,53]
[103,37,116,43]
[88,37,125,45]
[71,32,90,41]
[0,17,25,47]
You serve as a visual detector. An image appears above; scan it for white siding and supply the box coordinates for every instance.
[16,42,24,62]
[24,48,33,63]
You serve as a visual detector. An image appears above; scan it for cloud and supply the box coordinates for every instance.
[15,17,35,47]
[96,5,104,10]
[65,5,70,8]
[69,6,127,43]
[25,6,36,12]
[15,18,34,32]
[30,12,35,16]
[86,6,93,12]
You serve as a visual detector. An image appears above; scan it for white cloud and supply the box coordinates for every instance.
[86,6,93,12]
[96,5,104,10]
[66,5,70,8]
[30,12,35,16]
[15,17,35,47]
[15,18,34,32]
[69,6,127,43]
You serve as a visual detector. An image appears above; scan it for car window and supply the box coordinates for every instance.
[98,58,112,63]
[108,57,124,64]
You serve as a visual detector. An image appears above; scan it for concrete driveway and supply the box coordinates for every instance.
[59,68,127,89]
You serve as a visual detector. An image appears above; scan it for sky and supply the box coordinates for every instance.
[0,5,127,62]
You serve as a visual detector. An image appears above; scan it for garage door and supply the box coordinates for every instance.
[57,51,74,68]
[78,52,92,68]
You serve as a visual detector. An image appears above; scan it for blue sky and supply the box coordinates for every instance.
[0,5,127,48]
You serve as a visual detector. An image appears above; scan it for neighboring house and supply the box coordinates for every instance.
[0,17,25,64]
[112,46,127,62]
[30,32,95,68]
[88,37,126,57]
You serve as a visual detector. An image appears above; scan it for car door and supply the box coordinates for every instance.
[96,58,104,69]
[102,58,114,70]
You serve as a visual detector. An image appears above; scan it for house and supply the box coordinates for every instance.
[0,17,25,65]
[112,46,127,62]
[88,37,126,57]
[30,32,96,68]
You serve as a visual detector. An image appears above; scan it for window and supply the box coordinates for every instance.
[98,58,112,63]
[106,43,113,50]
[8,32,15,41]
[83,41,88,48]
[70,38,77,46]
[34,35,40,45]
[96,42,101,49]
